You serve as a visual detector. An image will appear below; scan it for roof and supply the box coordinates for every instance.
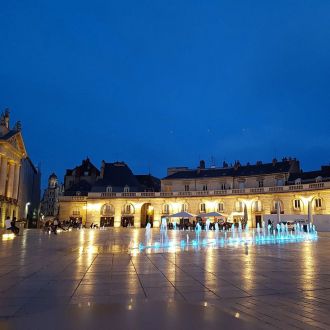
[135,174,161,192]
[163,161,295,180]
[66,158,100,176]
[64,180,92,196]
[288,166,330,184]
[93,162,141,189]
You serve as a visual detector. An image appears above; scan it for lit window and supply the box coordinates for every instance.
[235,201,243,212]
[293,199,301,210]
[163,204,170,214]
[253,201,262,212]
[200,203,206,213]
[217,202,224,212]
[125,204,132,214]
[315,198,322,209]
[181,204,188,212]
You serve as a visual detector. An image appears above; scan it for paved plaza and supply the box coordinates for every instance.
[0,228,330,329]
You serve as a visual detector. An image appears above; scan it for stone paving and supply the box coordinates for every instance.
[0,228,330,329]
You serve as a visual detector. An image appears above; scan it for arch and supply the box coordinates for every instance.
[217,201,224,212]
[181,203,188,212]
[271,199,284,214]
[199,203,206,213]
[122,203,135,215]
[100,204,115,216]
[162,203,171,214]
[141,203,154,228]
[252,200,262,212]
[314,197,324,210]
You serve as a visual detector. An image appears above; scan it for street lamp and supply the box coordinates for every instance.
[25,202,31,219]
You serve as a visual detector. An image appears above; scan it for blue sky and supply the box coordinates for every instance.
[1,1,330,188]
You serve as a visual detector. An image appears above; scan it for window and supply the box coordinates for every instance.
[163,204,170,214]
[72,208,80,216]
[124,186,130,193]
[276,179,284,186]
[200,203,206,213]
[293,199,301,210]
[253,201,262,212]
[220,183,226,190]
[295,178,301,185]
[84,171,89,176]
[101,204,114,216]
[217,202,224,212]
[125,204,132,214]
[235,201,243,212]
[202,184,208,191]
[181,203,188,212]
[315,198,322,209]
[106,186,112,193]
[316,176,323,183]
[258,180,264,188]
[238,182,245,189]
[273,201,283,212]
[184,185,190,191]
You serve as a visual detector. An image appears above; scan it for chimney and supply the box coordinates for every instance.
[100,160,106,178]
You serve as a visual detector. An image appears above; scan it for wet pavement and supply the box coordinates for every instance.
[0,228,330,329]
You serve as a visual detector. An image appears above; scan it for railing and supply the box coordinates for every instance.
[59,181,330,200]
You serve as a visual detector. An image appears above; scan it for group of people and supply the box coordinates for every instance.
[5,216,20,235]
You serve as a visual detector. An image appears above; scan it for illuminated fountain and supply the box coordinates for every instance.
[130,221,318,255]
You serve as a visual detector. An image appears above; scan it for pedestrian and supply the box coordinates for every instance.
[51,218,59,235]
[5,216,19,235]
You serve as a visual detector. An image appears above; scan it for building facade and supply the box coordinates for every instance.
[40,173,63,218]
[59,158,330,228]
[0,110,28,227]
[18,157,41,227]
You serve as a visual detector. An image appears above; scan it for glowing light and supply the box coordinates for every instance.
[235,312,240,318]
[2,233,15,240]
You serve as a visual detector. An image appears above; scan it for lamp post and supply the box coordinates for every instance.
[25,202,31,218]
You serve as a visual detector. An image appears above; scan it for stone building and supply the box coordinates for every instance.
[64,158,100,196]
[0,110,27,226]
[59,158,330,229]
[18,157,41,227]
[40,173,63,218]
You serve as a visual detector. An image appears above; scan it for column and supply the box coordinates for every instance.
[12,164,20,201]
[0,157,8,196]
[114,214,121,228]
[6,162,15,198]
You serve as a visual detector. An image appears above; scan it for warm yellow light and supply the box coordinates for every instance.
[2,233,15,240]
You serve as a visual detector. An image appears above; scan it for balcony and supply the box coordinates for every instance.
[59,181,330,200]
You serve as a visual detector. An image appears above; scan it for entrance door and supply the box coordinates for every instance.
[255,215,262,228]
[141,203,154,228]
[100,217,114,227]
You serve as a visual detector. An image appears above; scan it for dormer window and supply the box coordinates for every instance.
[124,186,130,193]
[295,178,301,185]
[106,186,112,193]
[84,171,89,176]
[316,176,323,183]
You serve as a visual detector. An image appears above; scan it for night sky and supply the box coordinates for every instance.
[1,1,330,189]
